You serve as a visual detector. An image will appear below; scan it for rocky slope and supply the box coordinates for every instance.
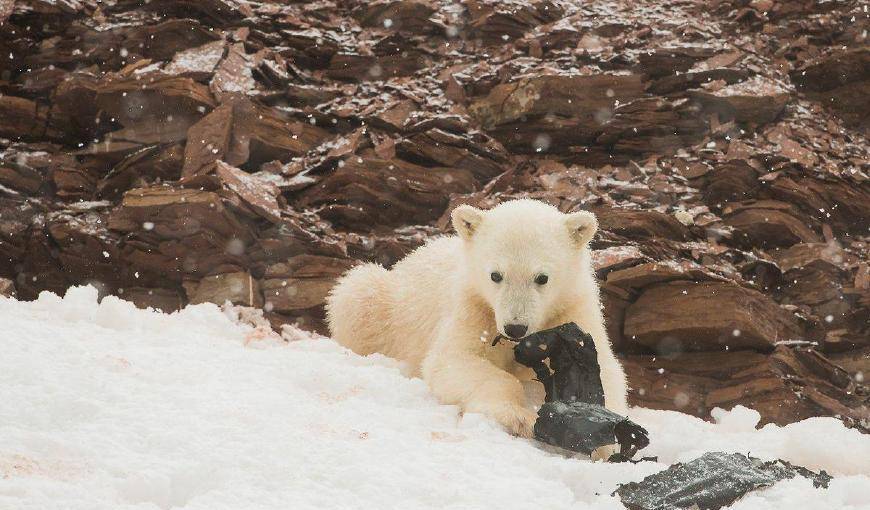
[1,0,867,430]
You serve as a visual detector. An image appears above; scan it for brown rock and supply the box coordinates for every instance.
[184,271,262,307]
[724,201,820,249]
[469,74,645,129]
[140,0,252,26]
[109,187,253,241]
[95,74,215,127]
[0,277,16,298]
[0,96,48,141]
[689,78,789,125]
[466,0,565,44]
[623,346,869,429]
[163,40,227,80]
[228,98,330,170]
[594,208,690,241]
[298,157,477,230]
[210,42,257,102]
[182,104,235,178]
[606,260,717,290]
[326,53,429,81]
[352,0,439,34]
[766,175,870,236]
[97,143,185,199]
[122,287,185,313]
[790,48,869,128]
[591,245,647,274]
[108,186,256,281]
[702,160,760,207]
[828,348,870,382]
[214,161,282,223]
[0,149,46,194]
[46,205,128,288]
[647,68,751,95]
[261,255,354,312]
[601,283,634,354]
[0,0,14,24]
[395,128,508,182]
[638,46,719,79]
[624,281,803,352]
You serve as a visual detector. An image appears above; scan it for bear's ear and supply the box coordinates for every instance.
[565,210,598,247]
[452,205,484,241]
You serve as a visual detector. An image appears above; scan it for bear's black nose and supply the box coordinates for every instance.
[504,324,528,339]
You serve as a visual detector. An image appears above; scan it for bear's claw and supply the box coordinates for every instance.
[491,403,537,439]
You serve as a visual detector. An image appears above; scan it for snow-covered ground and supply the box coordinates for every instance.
[1,287,868,510]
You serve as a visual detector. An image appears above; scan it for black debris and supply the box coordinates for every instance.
[615,451,833,510]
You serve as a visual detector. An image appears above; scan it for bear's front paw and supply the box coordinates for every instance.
[488,402,538,438]
[590,443,620,462]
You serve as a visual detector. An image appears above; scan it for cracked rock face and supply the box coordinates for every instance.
[0,0,867,429]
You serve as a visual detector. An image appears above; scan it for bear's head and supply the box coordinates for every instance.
[451,199,598,339]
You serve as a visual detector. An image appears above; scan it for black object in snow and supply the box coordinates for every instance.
[535,401,651,461]
[508,322,649,461]
[615,451,832,510]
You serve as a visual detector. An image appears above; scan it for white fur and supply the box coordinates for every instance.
[326,199,629,440]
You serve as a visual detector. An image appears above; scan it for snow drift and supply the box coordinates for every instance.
[1,286,868,510]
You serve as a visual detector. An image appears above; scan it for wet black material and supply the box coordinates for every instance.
[513,322,605,404]
[535,401,651,460]
[510,322,649,460]
[615,451,832,510]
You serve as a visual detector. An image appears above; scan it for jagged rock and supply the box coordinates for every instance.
[326,52,429,81]
[637,46,720,79]
[352,0,440,34]
[184,271,263,307]
[0,147,50,194]
[790,48,869,129]
[95,74,215,128]
[97,143,185,199]
[594,208,690,242]
[605,260,718,291]
[469,74,645,134]
[108,186,256,281]
[136,0,253,26]
[213,161,283,223]
[688,77,790,125]
[297,157,477,230]
[765,174,870,236]
[210,43,258,102]
[466,0,565,44]
[45,205,128,288]
[181,97,329,177]
[0,277,15,297]
[646,68,751,95]
[164,40,227,80]
[395,128,508,182]
[723,200,821,249]
[702,159,759,207]
[0,1,14,24]
[0,96,49,141]
[624,281,804,352]
[122,287,185,313]
[623,346,869,429]
[261,255,354,312]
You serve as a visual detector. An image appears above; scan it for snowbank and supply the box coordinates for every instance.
[1,286,868,510]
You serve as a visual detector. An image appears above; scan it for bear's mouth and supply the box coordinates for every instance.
[491,333,527,346]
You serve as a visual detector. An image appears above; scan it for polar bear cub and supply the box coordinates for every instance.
[326,199,628,438]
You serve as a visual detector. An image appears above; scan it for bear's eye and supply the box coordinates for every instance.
[490,272,503,283]
[535,274,549,285]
